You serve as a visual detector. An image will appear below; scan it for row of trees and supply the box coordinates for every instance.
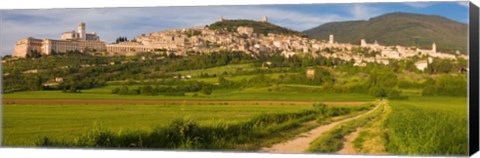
[111,82,214,96]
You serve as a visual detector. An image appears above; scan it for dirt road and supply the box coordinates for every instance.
[3,99,366,106]
[259,101,381,153]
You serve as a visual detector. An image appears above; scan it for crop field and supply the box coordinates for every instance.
[3,103,314,146]
[385,96,468,155]
[3,103,371,148]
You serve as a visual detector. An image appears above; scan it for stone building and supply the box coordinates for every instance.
[360,39,367,47]
[329,34,334,44]
[306,68,315,79]
[13,22,106,58]
[260,16,268,23]
[237,27,254,36]
[415,60,428,71]
[106,42,152,56]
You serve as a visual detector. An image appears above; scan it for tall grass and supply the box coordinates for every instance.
[384,97,468,155]
[36,104,371,150]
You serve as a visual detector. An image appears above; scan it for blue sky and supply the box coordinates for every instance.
[0,1,469,55]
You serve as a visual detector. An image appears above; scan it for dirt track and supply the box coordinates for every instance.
[2,99,367,106]
[259,101,381,153]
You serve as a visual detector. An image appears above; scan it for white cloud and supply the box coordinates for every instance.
[457,1,469,7]
[349,4,381,20]
[403,2,435,8]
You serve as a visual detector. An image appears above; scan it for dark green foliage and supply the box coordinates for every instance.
[303,12,467,54]
[115,36,128,44]
[209,20,306,37]
[111,80,213,96]
[426,58,455,74]
[200,86,213,95]
[422,75,467,96]
[3,51,254,93]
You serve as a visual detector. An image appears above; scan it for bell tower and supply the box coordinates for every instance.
[78,22,86,40]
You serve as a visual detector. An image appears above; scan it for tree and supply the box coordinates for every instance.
[200,86,213,95]
[30,75,43,91]
[115,36,128,44]
[140,85,155,96]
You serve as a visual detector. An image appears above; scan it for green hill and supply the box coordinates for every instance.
[303,12,468,54]
[209,19,306,37]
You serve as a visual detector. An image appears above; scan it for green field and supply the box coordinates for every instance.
[3,103,317,146]
[385,96,468,155]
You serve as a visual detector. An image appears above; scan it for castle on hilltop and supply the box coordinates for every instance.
[13,22,106,58]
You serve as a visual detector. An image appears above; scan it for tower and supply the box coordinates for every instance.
[219,16,224,22]
[261,16,268,23]
[360,39,367,47]
[78,22,86,40]
[432,42,436,53]
[329,34,334,44]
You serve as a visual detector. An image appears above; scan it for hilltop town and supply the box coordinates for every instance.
[10,16,468,71]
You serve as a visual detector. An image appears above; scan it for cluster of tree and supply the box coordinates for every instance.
[111,81,214,96]
[422,75,467,96]
[115,36,128,44]
[255,53,350,69]
[60,76,106,93]
[3,51,256,93]
[3,74,44,93]
[27,50,42,58]
[278,68,334,86]
[351,47,380,57]
[426,58,467,74]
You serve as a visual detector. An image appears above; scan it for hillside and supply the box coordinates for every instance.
[209,19,306,37]
[303,12,468,54]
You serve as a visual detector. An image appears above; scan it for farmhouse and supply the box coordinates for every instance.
[306,68,316,79]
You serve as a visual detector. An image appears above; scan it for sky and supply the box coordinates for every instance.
[0,1,469,56]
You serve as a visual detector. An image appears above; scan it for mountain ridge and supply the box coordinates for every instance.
[303,12,468,54]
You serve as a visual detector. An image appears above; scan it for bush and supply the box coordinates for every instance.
[368,87,387,98]
[200,86,213,95]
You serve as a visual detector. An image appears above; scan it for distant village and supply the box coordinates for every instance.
[10,16,468,72]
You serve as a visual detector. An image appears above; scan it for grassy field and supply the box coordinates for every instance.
[385,96,468,155]
[3,103,319,146]
[3,103,372,148]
